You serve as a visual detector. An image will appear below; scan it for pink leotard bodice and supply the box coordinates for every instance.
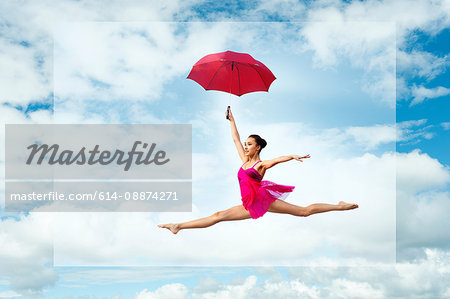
[238,160,295,219]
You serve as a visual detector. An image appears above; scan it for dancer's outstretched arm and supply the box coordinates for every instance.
[227,108,248,163]
[261,154,311,170]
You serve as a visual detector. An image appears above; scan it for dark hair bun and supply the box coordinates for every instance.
[260,138,267,149]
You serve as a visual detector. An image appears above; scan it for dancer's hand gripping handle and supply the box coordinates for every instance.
[226,106,234,122]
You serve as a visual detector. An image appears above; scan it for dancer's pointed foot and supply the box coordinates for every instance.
[338,201,359,210]
[157,223,181,234]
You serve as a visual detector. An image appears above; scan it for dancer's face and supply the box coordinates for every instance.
[244,137,261,156]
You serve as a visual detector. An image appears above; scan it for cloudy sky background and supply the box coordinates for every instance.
[51,21,396,267]
[0,0,449,298]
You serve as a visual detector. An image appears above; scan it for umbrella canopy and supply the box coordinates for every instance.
[187,50,276,97]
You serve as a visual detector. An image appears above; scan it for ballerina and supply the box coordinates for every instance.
[158,108,358,234]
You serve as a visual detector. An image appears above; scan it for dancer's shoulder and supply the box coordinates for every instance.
[240,157,250,164]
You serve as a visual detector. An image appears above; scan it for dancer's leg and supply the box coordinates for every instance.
[158,205,251,234]
[268,200,358,217]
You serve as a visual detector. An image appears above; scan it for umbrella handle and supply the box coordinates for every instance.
[226,106,230,120]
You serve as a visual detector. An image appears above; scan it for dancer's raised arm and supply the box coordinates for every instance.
[227,108,248,163]
[261,154,310,170]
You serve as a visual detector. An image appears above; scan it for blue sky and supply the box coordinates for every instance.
[396,27,450,165]
[0,0,449,298]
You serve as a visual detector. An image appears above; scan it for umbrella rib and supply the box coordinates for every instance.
[236,63,241,96]
[248,63,269,90]
[205,61,230,90]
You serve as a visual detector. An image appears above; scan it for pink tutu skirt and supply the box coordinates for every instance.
[238,165,295,219]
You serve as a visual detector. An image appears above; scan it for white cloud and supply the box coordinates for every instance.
[396,76,411,101]
[397,119,434,144]
[397,50,450,81]
[0,103,57,299]
[298,20,396,106]
[410,85,450,106]
[398,190,450,259]
[291,248,450,298]
[396,149,449,194]
[192,276,222,294]
[393,249,450,296]
[53,22,230,103]
[144,277,318,299]
[1,0,449,109]
[442,122,450,130]
[0,290,21,298]
[288,0,449,107]
[135,284,189,299]
[0,39,51,105]
[398,119,428,128]
[255,0,307,20]
[0,0,201,106]
[0,105,54,168]
[306,0,450,41]
[293,0,450,107]
[345,124,396,150]
[329,279,384,299]
[58,267,210,286]
[396,150,450,259]
[0,214,57,297]
[127,248,450,299]
[195,276,259,299]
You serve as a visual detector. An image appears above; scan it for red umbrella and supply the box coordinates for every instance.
[187,50,276,97]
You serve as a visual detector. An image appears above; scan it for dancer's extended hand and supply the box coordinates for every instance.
[292,154,310,162]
